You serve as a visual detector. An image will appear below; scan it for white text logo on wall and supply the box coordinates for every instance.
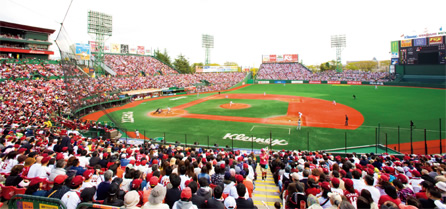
[122,112,134,123]
[222,133,288,146]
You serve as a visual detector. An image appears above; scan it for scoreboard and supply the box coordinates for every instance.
[392,36,446,65]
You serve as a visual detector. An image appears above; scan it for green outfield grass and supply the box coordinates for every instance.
[185,99,288,118]
[98,84,446,152]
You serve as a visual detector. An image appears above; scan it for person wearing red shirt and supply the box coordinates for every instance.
[259,149,268,181]
[305,178,321,196]
[342,178,359,207]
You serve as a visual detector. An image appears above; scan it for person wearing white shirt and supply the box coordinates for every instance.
[363,175,380,204]
[352,170,366,192]
[61,176,83,209]
[179,165,189,190]
[27,156,43,178]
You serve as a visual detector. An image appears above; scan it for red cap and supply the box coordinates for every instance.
[56,153,64,161]
[141,160,147,166]
[339,170,347,177]
[220,164,225,169]
[62,147,68,152]
[411,170,421,177]
[366,168,374,176]
[343,178,354,188]
[18,148,27,153]
[185,179,192,188]
[236,174,244,183]
[319,181,331,190]
[331,177,340,185]
[380,174,390,182]
[14,144,20,148]
[243,163,249,169]
[398,174,408,184]
[149,176,159,187]
[83,169,94,179]
[181,187,192,199]
[54,175,68,184]
[71,175,84,187]
[41,156,51,164]
[152,159,158,165]
[129,160,136,165]
[132,179,143,189]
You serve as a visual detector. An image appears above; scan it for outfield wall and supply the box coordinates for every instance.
[247,79,446,88]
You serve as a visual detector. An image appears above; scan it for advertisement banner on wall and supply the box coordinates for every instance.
[145,49,151,55]
[75,43,91,60]
[429,36,444,45]
[129,47,136,54]
[347,81,362,85]
[263,54,298,63]
[274,80,286,84]
[413,38,427,46]
[120,44,129,54]
[269,55,276,62]
[291,81,303,84]
[401,40,412,48]
[391,58,399,65]
[258,81,270,84]
[391,41,399,58]
[104,45,110,52]
[137,46,145,55]
[327,81,341,84]
[111,43,120,53]
[197,66,238,73]
[89,41,97,52]
[309,81,321,84]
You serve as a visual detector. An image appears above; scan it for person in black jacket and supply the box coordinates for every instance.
[5,165,24,187]
[189,181,206,208]
[206,185,224,209]
[235,184,257,209]
[103,183,124,207]
[165,173,182,209]
[89,151,101,167]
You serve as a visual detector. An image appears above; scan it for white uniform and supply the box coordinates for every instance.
[135,130,140,138]
[297,119,301,130]
[167,107,171,114]
[61,190,81,209]
[298,112,302,118]
[230,101,233,107]
[333,100,336,105]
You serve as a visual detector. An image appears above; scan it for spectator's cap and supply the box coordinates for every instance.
[366,168,374,176]
[224,196,237,208]
[411,170,421,177]
[71,175,84,187]
[14,144,20,148]
[18,148,27,153]
[149,185,166,204]
[436,182,446,192]
[339,169,347,177]
[152,159,158,165]
[29,178,44,187]
[291,173,299,181]
[327,192,342,205]
[185,179,192,187]
[235,174,244,183]
[380,174,390,182]
[83,169,94,179]
[54,174,68,184]
[150,176,159,187]
[298,159,305,164]
[342,178,354,188]
[141,160,147,166]
[331,177,340,185]
[395,167,404,173]
[397,174,408,184]
[261,148,265,152]
[124,191,140,208]
[181,187,192,199]
[103,152,109,158]
[319,181,331,190]
[220,163,225,169]
[41,156,51,164]
[108,183,120,196]
[243,163,249,169]
[56,153,64,160]
[129,160,136,165]
[132,179,143,189]
[62,147,68,152]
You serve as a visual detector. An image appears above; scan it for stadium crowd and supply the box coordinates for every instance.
[1,130,446,209]
[104,55,178,76]
[257,63,390,82]
[1,62,63,79]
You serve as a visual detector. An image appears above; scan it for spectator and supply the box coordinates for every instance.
[124,190,141,209]
[172,187,198,209]
[141,185,169,209]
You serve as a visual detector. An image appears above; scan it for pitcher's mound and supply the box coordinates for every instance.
[220,103,251,109]
[148,109,187,118]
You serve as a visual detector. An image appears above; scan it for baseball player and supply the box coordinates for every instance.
[166,106,171,115]
[298,112,302,119]
[229,101,233,107]
[135,129,140,139]
[297,118,302,130]
[264,92,266,96]
[345,115,349,126]
[333,100,336,105]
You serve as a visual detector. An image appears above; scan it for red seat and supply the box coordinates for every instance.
[0,184,16,200]
[13,187,26,195]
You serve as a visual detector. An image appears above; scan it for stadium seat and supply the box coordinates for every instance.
[13,187,26,195]
[0,184,15,201]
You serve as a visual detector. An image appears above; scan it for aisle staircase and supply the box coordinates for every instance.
[252,165,281,209]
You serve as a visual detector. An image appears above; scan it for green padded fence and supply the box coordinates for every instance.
[9,194,67,209]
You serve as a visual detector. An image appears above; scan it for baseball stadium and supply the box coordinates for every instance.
[0,1,446,209]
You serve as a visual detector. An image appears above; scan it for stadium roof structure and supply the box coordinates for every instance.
[0,21,55,34]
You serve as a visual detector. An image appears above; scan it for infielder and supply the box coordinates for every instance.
[298,112,302,119]
[333,100,336,105]
[166,106,171,114]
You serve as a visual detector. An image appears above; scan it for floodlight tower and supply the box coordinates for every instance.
[88,10,112,65]
[202,34,214,65]
[331,34,346,72]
